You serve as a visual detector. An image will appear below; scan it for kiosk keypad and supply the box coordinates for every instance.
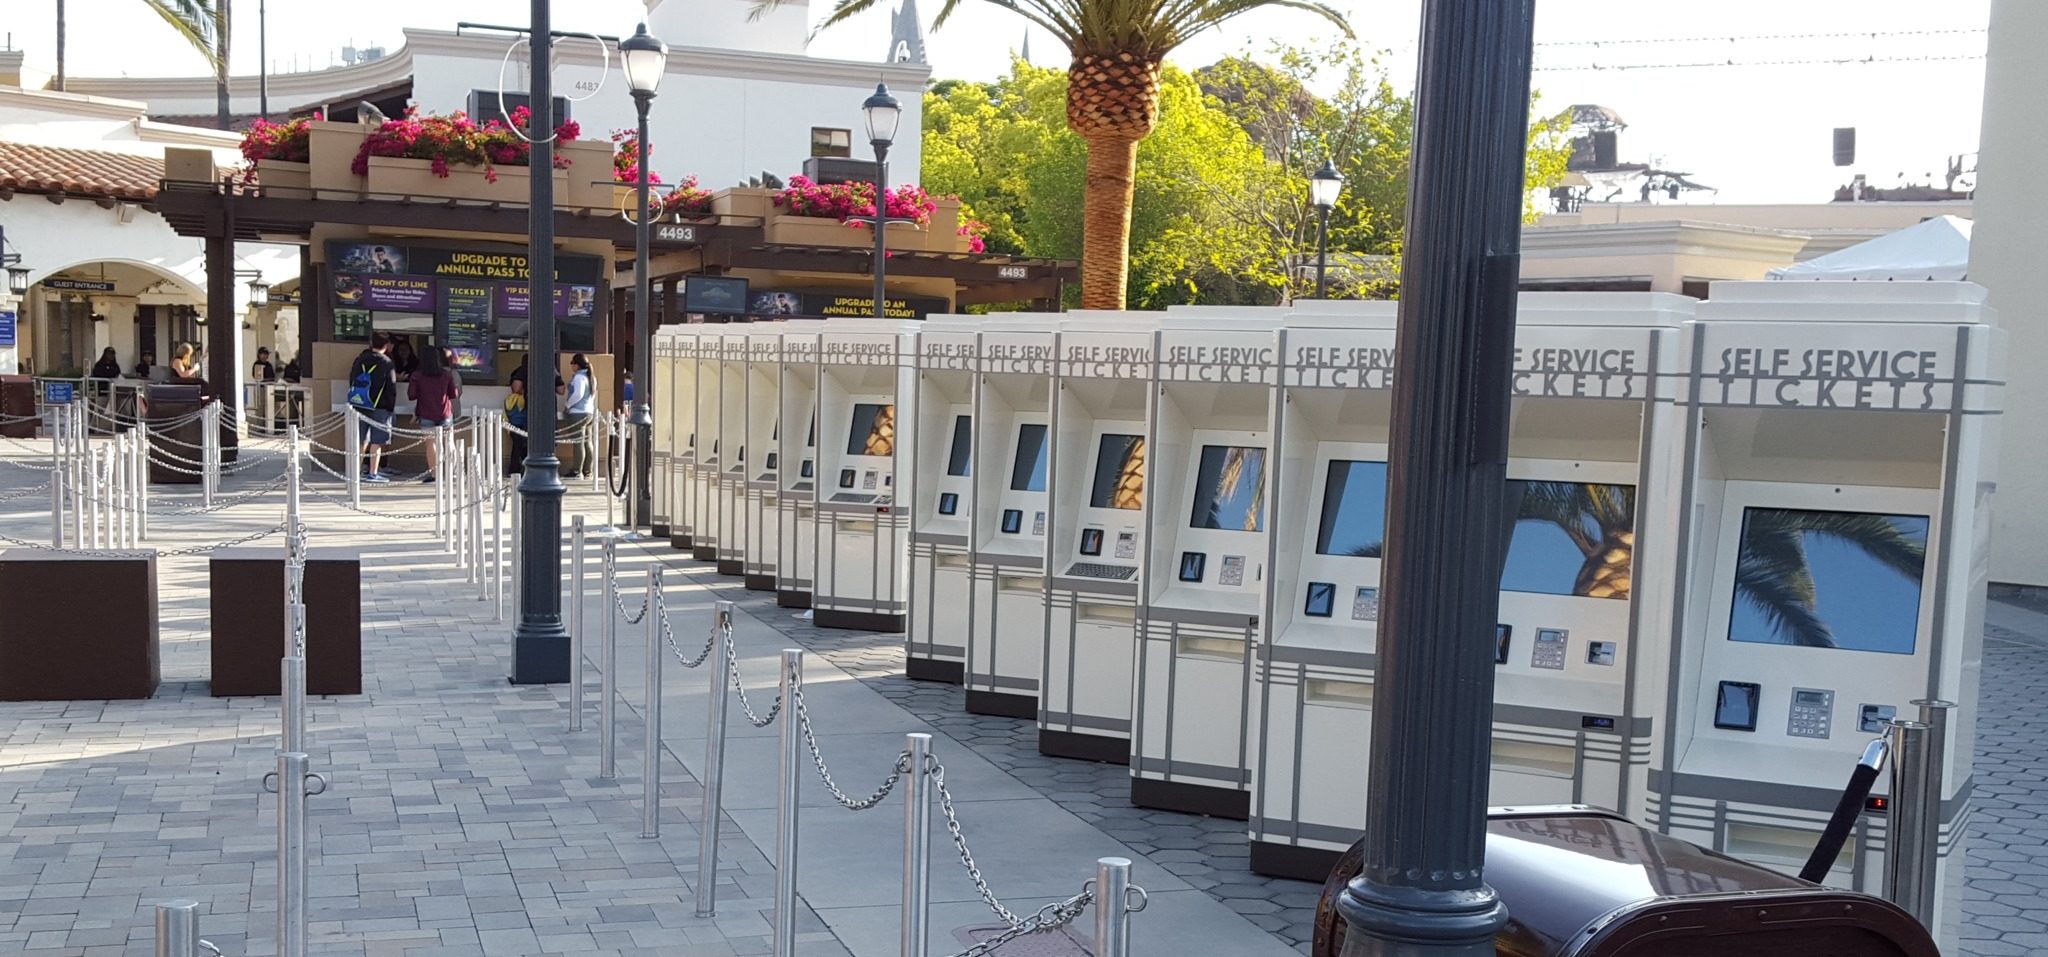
[1531,629,1569,671]
[1786,687,1835,739]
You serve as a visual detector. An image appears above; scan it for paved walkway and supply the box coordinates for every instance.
[0,434,2045,955]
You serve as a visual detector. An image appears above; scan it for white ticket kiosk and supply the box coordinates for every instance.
[1038,311,1159,762]
[714,327,752,577]
[813,318,921,632]
[662,325,702,551]
[688,327,726,562]
[1131,314,1280,818]
[1649,281,2000,951]
[965,317,1060,717]
[742,324,785,591]
[906,314,981,682]
[651,330,674,539]
[774,326,822,608]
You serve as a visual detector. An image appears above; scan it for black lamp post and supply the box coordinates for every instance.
[620,22,668,533]
[1310,158,1342,299]
[861,83,902,319]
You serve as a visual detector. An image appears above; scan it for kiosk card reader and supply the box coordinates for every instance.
[714,327,752,577]
[965,317,1060,717]
[774,326,821,608]
[742,324,786,591]
[688,327,726,562]
[812,318,920,632]
[1131,313,1280,818]
[1039,311,1159,762]
[907,315,981,683]
[1649,281,2001,952]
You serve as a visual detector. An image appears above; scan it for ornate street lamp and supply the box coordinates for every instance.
[0,226,27,295]
[621,21,668,534]
[861,83,902,319]
[1309,159,1343,299]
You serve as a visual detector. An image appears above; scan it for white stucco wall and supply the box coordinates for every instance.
[1972,0,2048,586]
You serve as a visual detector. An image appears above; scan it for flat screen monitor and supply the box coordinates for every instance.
[946,415,972,477]
[846,403,896,456]
[1315,460,1388,558]
[684,275,749,315]
[1089,434,1146,510]
[1188,445,1267,532]
[1726,507,1928,655]
[1010,424,1049,492]
[1499,480,1636,601]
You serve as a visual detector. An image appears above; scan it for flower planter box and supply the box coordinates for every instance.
[255,159,311,197]
[713,187,778,224]
[767,215,939,253]
[365,155,566,202]
[307,121,367,199]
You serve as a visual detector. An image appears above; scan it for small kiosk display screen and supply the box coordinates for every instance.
[765,452,779,471]
[1188,446,1267,532]
[800,461,814,478]
[946,416,973,477]
[1315,461,1388,557]
[1494,625,1513,665]
[938,492,959,515]
[1079,528,1104,556]
[838,469,856,488]
[1179,552,1206,582]
[1715,680,1762,731]
[1727,508,1928,655]
[1090,435,1147,510]
[1500,481,1636,600]
[1001,509,1023,534]
[847,404,896,456]
[1010,425,1050,492]
[1304,582,1336,618]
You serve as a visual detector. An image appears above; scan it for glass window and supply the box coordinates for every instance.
[811,127,853,158]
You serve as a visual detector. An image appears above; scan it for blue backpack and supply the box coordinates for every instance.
[347,359,376,409]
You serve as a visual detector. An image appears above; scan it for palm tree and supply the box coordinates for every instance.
[144,0,230,129]
[1514,482,1636,600]
[1732,510,1926,649]
[1206,446,1265,531]
[759,0,1351,308]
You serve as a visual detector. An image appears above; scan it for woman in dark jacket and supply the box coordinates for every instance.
[407,346,461,483]
[90,348,122,379]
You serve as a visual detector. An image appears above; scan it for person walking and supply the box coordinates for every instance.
[504,377,528,476]
[251,347,278,383]
[349,333,398,482]
[408,345,461,483]
[562,354,595,478]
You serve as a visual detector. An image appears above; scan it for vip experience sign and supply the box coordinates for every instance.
[1697,324,1995,412]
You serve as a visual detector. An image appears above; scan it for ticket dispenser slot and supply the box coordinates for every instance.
[966,321,1058,719]
[741,327,785,592]
[773,328,821,609]
[812,319,919,633]
[907,314,980,683]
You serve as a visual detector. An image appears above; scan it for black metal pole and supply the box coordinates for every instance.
[1334,0,1535,955]
[1315,204,1332,299]
[513,0,570,684]
[630,90,655,530]
[872,143,889,319]
[259,0,268,117]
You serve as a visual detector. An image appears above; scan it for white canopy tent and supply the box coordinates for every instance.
[1768,215,1973,281]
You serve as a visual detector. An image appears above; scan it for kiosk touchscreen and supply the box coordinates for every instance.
[1131,314,1280,818]
[774,326,822,608]
[1649,282,2001,951]
[965,317,1060,717]
[714,328,752,577]
[1039,312,1159,762]
[742,324,785,591]
[662,325,702,550]
[688,327,726,562]
[812,318,920,631]
[907,315,981,682]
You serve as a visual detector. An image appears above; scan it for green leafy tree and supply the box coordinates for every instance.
[144,0,229,128]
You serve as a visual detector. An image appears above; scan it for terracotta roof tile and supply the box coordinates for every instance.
[0,142,175,202]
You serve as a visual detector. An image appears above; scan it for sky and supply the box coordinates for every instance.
[1,0,1991,203]
[1728,513,1927,655]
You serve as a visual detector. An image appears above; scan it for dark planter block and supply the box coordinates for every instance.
[145,386,205,485]
[0,551,159,700]
[209,547,362,697]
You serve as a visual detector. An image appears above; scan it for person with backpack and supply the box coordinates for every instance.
[562,354,595,478]
[349,333,398,482]
[504,377,528,476]
[408,345,461,484]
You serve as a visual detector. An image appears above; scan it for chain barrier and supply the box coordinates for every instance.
[727,633,785,728]
[931,755,1045,929]
[0,520,285,557]
[791,675,911,811]
[653,588,718,668]
[943,889,1096,957]
[301,480,512,521]
[0,478,53,500]
[611,572,651,624]
[75,473,287,516]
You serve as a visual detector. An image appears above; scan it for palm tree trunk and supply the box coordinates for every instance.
[215,5,230,129]
[1079,134,1139,309]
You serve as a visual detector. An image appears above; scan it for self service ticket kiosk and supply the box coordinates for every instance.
[651,328,676,539]
[688,326,726,562]
[1131,313,1280,818]
[1038,311,1159,762]
[1245,293,1692,879]
[774,325,822,608]
[964,316,1061,717]
[662,325,701,551]
[742,324,786,591]
[812,318,920,631]
[1648,281,2001,951]
[713,327,752,577]
[906,314,981,682]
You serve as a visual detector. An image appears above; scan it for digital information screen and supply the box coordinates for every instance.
[1089,435,1146,510]
[1727,507,1928,655]
[1011,424,1050,492]
[1188,446,1267,532]
[1315,460,1388,558]
[846,404,896,457]
[1500,481,1637,601]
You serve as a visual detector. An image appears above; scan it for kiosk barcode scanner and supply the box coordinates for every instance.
[1131,312,1282,818]
[714,328,752,577]
[965,316,1061,717]
[907,315,982,683]
[742,324,786,591]
[688,328,725,562]
[1647,281,2001,953]
[661,325,701,550]
[812,318,921,632]
[1039,311,1160,762]
[774,326,822,608]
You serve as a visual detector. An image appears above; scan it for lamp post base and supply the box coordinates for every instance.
[1334,880,1506,957]
[511,465,570,685]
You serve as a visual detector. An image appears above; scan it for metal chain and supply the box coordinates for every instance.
[942,889,1095,957]
[611,574,650,624]
[0,520,285,556]
[791,676,909,810]
[0,478,52,500]
[726,628,783,727]
[654,591,717,669]
[932,755,1041,928]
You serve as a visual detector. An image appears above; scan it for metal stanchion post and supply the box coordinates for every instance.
[282,652,306,753]
[88,447,102,550]
[772,648,803,957]
[696,600,735,918]
[1885,719,1936,926]
[137,422,150,540]
[126,432,139,547]
[202,402,217,508]
[155,900,199,957]
[345,407,362,508]
[287,426,303,560]
[476,451,488,600]
[49,407,62,547]
[275,750,314,957]
[569,515,586,730]
[435,427,449,539]
[1095,857,1135,957]
[70,405,84,549]
[600,537,619,779]
[642,565,665,839]
[901,732,932,957]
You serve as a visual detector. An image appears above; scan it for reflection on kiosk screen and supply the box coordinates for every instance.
[1188,446,1267,532]
[1315,461,1388,557]
[1010,425,1050,492]
[807,414,817,449]
[1727,507,1928,655]
[946,415,973,477]
[1089,435,1146,510]
[1500,480,1636,600]
[846,404,896,456]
